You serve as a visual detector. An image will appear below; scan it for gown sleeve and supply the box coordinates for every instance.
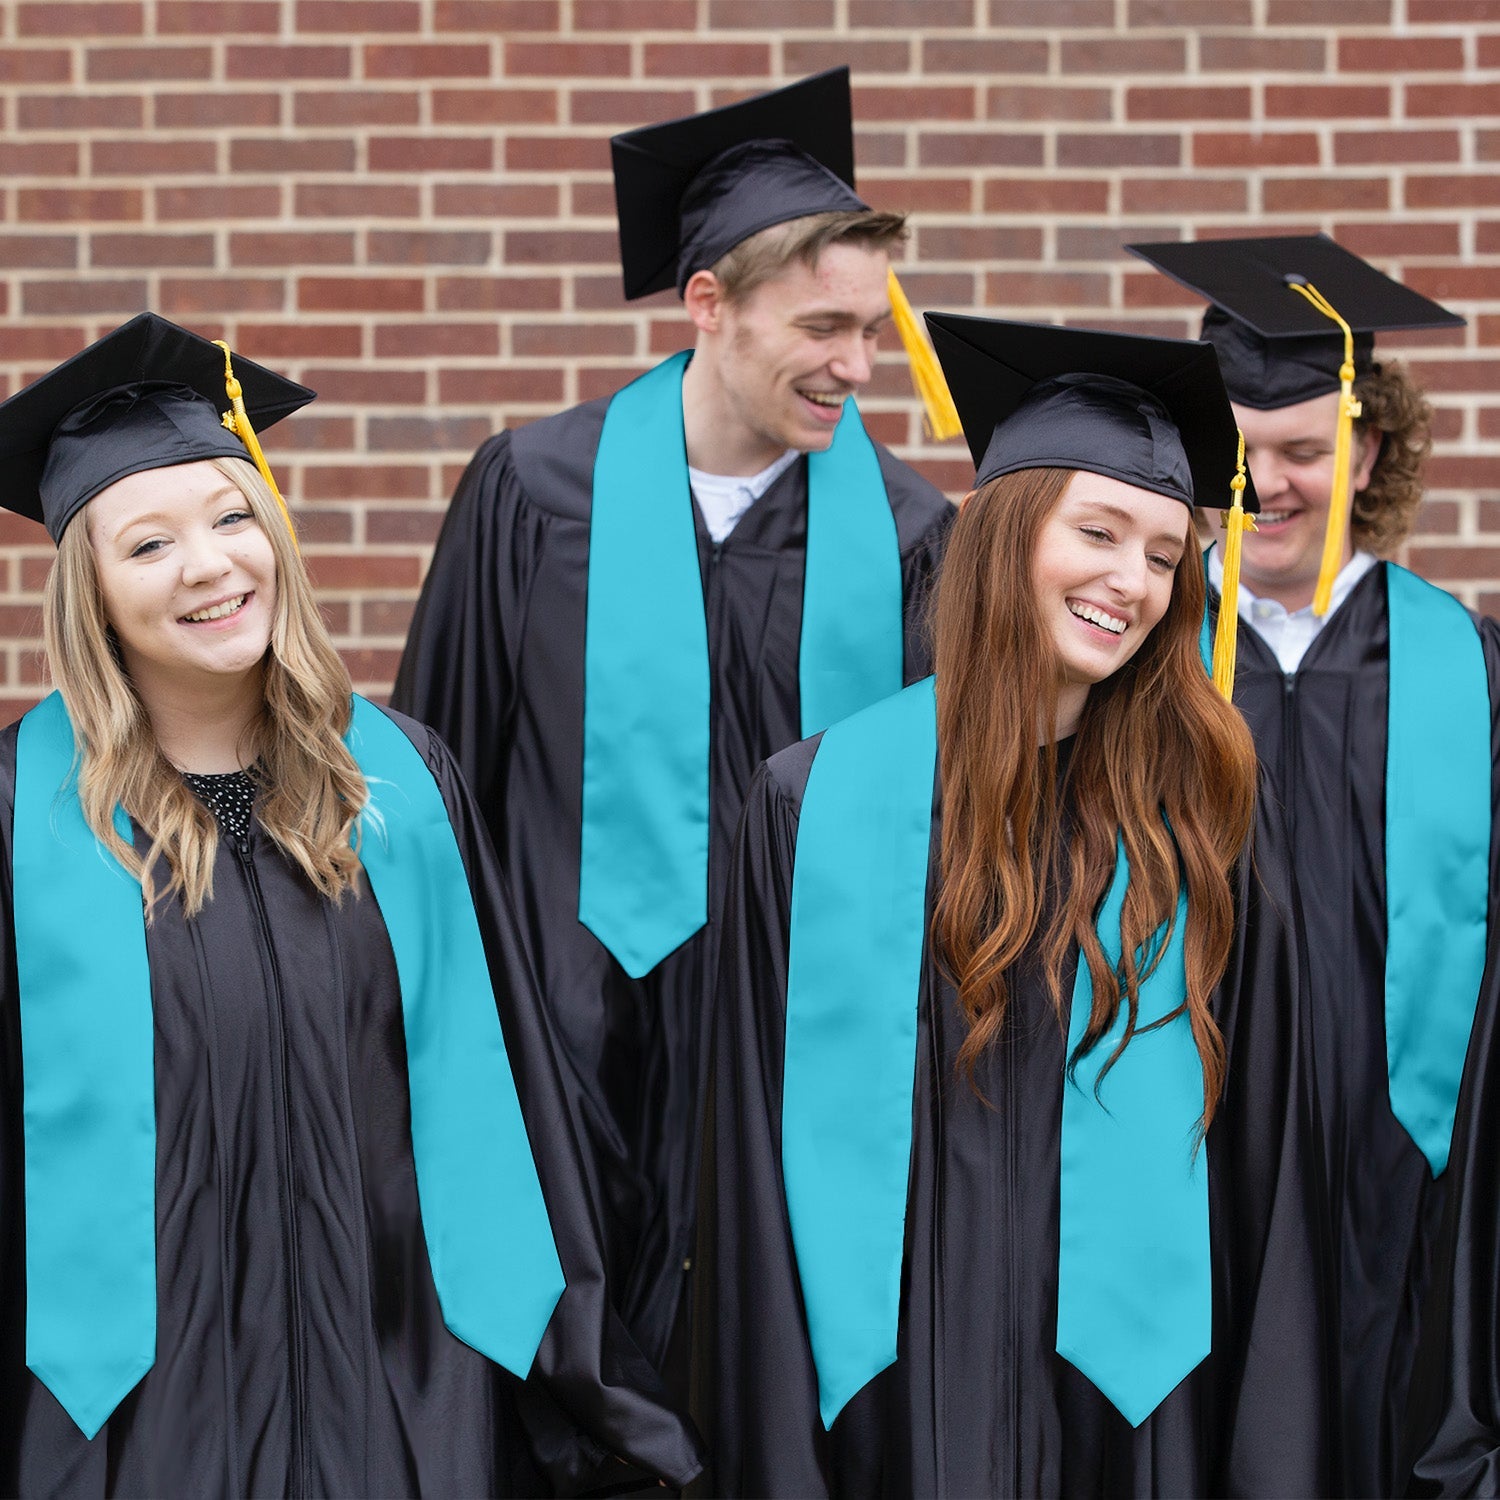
[1402,614,1500,1499]
[409,715,706,1495]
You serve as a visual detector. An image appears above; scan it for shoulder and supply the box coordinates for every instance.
[870,439,955,551]
[360,700,459,787]
[759,732,824,820]
[506,394,613,523]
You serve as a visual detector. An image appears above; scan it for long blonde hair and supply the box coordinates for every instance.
[931,468,1259,1132]
[42,455,367,917]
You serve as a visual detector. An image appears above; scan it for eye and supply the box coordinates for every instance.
[1079,525,1112,543]
[1148,553,1179,573]
[128,537,166,559]
[1285,447,1329,465]
[800,324,838,338]
[216,508,254,528]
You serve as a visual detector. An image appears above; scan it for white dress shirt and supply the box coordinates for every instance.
[1209,544,1378,674]
[688,448,800,544]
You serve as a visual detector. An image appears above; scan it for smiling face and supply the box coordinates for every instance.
[1233,393,1380,611]
[87,459,277,701]
[1031,471,1191,720]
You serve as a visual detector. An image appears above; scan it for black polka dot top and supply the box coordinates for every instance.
[182,769,257,847]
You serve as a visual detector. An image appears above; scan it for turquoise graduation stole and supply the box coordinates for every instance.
[14,691,565,1439]
[579,351,903,978]
[1384,564,1492,1176]
[782,677,1209,1428]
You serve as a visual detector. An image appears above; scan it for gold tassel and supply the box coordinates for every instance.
[1212,430,1256,702]
[886,267,963,442]
[212,338,299,552]
[1285,280,1361,617]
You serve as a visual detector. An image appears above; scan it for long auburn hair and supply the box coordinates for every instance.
[42,455,368,918]
[931,467,1259,1131]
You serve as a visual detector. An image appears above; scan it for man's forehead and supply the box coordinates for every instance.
[756,241,892,316]
[1234,390,1339,442]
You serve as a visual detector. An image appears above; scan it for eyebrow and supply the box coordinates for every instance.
[108,484,245,542]
[1073,497,1188,550]
[794,307,894,328]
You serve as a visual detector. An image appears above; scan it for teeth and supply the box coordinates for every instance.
[183,595,245,623]
[1068,601,1127,635]
[801,391,845,409]
[1257,510,1294,524]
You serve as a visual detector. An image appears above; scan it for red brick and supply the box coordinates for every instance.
[225,44,353,79]
[365,509,446,546]
[432,87,558,125]
[785,39,911,74]
[285,508,356,547]
[295,183,422,218]
[1060,37,1187,74]
[1427,458,1500,489]
[1409,83,1500,118]
[0,143,79,176]
[917,225,1044,262]
[985,85,1112,123]
[984,271,1111,307]
[231,138,357,173]
[300,368,429,404]
[17,93,141,129]
[18,2,142,34]
[360,598,416,637]
[435,0,560,25]
[367,416,495,452]
[1128,0,1252,19]
[302,465,431,501]
[573,275,645,311]
[1408,546,1500,581]
[433,182,559,217]
[512,323,635,356]
[0,325,90,360]
[1410,0,1500,17]
[1268,0,1388,15]
[852,0,972,21]
[856,131,910,169]
[0,234,78,269]
[1193,132,1320,168]
[1122,271,1205,310]
[1264,177,1390,212]
[437,367,567,403]
[366,42,495,77]
[157,1,281,29]
[984,178,1111,214]
[882,270,977,306]
[1341,35,1464,71]
[159,278,286,315]
[570,180,620,216]
[158,184,282,220]
[1338,222,1462,257]
[87,45,211,80]
[505,228,619,265]
[988,0,1110,17]
[368,230,492,266]
[1406,175,1500,209]
[921,38,1049,74]
[862,175,972,213]
[855,85,979,122]
[371,136,494,172]
[155,92,282,128]
[93,139,218,176]
[298,0,418,28]
[272,413,358,452]
[93,232,216,268]
[237,322,365,359]
[307,554,423,589]
[374,322,500,357]
[1058,132,1182,168]
[18,188,142,223]
[298,278,426,313]
[1266,84,1391,119]
[1478,405,1500,437]
[918,132,1045,168]
[1480,35,1500,65]
[1199,34,1326,72]
[435,275,563,312]
[230,232,357,266]
[1411,499,1460,536]
[504,135,608,172]
[570,89,694,126]
[1127,87,1251,122]
[709,0,834,22]
[0,604,43,634]
[1408,266,1500,303]
[1336,130,1460,166]
[506,41,630,76]
[642,42,772,77]
[0,48,70,84]
[294,90,422,127]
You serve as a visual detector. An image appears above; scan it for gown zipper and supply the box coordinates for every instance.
[234,835,309,1498]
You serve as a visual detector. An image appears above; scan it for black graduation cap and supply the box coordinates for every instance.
[1126,235,1465,411]
[924,312,1258,514]
[0,311,313,542]
[610,68,867,300]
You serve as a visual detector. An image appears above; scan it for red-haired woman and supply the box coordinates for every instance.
[692,317,1333,1497]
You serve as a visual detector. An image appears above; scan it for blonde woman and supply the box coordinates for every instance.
[0,314,702,1497]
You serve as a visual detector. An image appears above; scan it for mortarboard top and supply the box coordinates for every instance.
[1126,235,1465,411]
[611,68,867,301]
[925,312,1258,515]
[0,311,313,543]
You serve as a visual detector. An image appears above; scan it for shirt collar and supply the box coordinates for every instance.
[1207,544,1378,623]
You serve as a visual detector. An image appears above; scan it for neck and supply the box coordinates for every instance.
[679,341,790,477]
[1051,682,1088,743]
[128,662,265,773]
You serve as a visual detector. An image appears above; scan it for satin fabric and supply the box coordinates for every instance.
[693,736,1332,1498]
[1213,561,1500,1498]
[0,708,703,1498]
[391,395,951,1387]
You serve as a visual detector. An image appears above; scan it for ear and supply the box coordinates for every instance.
[957,489,978,509]
[1351,423,1382,493]
[683,269,728,335]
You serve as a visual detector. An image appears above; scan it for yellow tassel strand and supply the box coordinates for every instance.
[1285,279,1361,617]
[886,267,963,442]
[212,339,299,552]
[1211,429,1256,702]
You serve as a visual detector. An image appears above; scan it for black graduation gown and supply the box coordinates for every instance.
[1213,560,1500,1498]
[693,735,1333,1498]
[0,707,704,1499]
[390,395,953,1381]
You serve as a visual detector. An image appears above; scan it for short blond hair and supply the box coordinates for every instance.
[710,208,908,304]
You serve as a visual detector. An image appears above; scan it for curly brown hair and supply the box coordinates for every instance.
[1351,358,1433,555]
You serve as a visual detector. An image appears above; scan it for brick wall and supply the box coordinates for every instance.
[0,0,1496,720]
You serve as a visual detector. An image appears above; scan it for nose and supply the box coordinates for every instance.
[179,530,234,588]
[827,330,874,389]
[1245,449,1290,503]
[1106,545,1152,604]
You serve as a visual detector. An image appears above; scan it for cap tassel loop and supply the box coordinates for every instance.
[886,268,962,442]
[1212,430,1255,702]
[1285,279,1361,617]
[212,339,299,552]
